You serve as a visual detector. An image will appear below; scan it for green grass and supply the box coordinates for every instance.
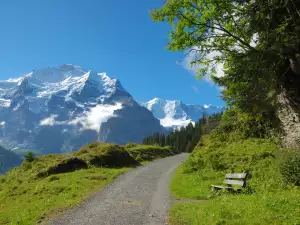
[125,144,175,162]
[170,190,300,225]
[171,166,223,199]
[72,142,139,167]
[0,167,129,225]
[0,142,175,225]
[169,134,300,224]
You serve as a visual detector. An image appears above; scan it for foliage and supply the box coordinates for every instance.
[125,144,174,162]
[125,142,138,148]
[24,151,36,162]
[151,0,300,137]
[279,148,300,186]
[215,108,279,139]
[142,113,222,152]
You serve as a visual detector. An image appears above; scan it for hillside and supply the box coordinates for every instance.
[169,113,300,224]
[0,142,175,225]
[0,146,22,173]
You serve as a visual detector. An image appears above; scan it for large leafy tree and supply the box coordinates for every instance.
[151,0,300,147]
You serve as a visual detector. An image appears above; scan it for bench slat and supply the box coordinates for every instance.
[224,179,245,186]
[225,173,247,179]
[211,185,234,190]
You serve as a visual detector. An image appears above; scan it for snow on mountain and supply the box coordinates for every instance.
[0,65,164,154]
[141,98,224,129]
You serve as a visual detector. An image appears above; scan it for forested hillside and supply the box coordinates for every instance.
[142,113,222,152]
[152,0,300,148]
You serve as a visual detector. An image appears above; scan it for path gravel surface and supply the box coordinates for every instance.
[49,153,188,225]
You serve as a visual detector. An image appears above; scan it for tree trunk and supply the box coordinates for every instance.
[277,57,300,148]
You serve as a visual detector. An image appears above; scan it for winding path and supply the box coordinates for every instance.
[49,153,188,225]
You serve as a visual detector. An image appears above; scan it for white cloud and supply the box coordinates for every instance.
[181,47,224,82]
[39,103,123,133]
[40,115,58,126]
[160,117,195,128]
[69,103,123,132]
[0,98,11,108]
[0,121,6,126]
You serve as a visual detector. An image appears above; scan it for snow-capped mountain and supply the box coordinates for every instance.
[141,98,224,129]
[0,65,164,154]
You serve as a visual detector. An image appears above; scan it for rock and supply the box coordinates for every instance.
[36,157,88,178]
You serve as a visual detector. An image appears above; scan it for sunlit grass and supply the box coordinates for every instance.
[0,167,129,225]
[169,136,300,224]
[0,142,175,225]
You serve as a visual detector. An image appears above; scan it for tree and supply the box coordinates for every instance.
[151,0,300,147]
[24,151,36,162]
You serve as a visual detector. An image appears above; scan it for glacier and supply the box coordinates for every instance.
[141,98,224,129]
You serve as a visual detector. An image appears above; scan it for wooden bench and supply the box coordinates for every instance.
[211,173,247,191]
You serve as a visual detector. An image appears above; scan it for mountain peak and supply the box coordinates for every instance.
[142,98,224,129]
[0,65,164,154]
[0,65,132,111]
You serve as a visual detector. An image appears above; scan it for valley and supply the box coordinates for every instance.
[2,0,300,224]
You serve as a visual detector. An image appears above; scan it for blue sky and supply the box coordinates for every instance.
[0,0,224,106]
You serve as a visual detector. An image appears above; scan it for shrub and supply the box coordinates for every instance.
[125,142,138,148]
[125,145,174,162]
[279,149,300,186]
[24,152,36,162]
[73,143,139,167]
[182,153,205,173]
[48,175,60,182]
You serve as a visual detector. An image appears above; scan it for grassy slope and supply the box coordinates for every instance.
[170,135,300,225]
[0,167,129,225]
[0,143,174,225]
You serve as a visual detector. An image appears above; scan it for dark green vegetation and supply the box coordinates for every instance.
[24,151,36,162]
[125,143,176,161]
[0,146,22,173]
[0,142,175,225]
[143,114,222,152]
[152,0,300,148]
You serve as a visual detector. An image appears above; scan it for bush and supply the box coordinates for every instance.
[279,149,300,186]
[125,142,138,148]
[73,143,139,167]
[125,145,174,162]
[24,152,36,162]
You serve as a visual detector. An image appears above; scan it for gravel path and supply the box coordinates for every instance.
[49,153,188,225]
